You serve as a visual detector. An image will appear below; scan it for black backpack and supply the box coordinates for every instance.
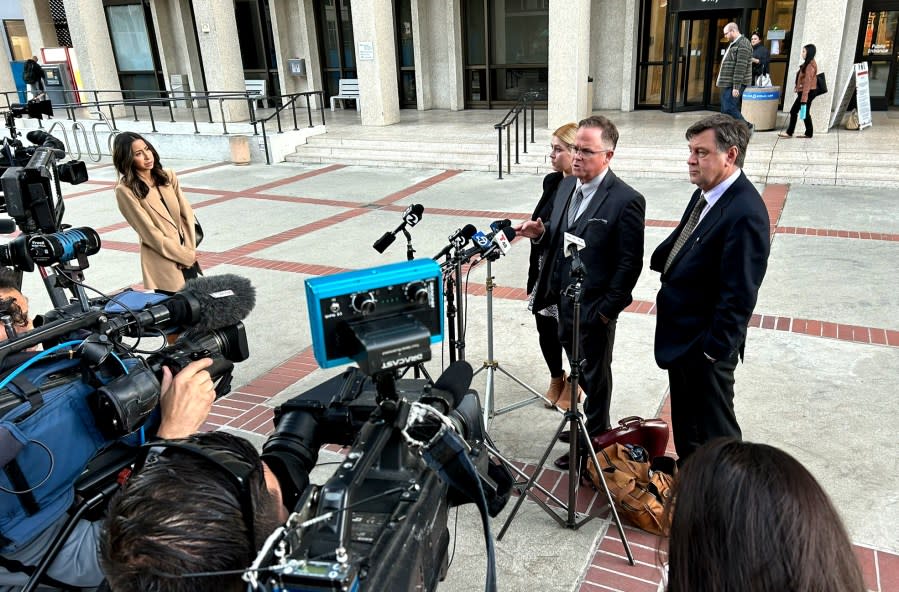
[22,60,38,84]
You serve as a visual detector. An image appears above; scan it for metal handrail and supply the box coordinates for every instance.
[0,88,297,136]
[493,90,538,179]
[252,91,326,165]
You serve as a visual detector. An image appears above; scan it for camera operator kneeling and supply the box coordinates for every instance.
[100,431,288,592]
[0,358,216,591]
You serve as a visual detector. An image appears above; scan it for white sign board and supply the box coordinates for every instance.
[854,62,873,129]
[358,42,374,61]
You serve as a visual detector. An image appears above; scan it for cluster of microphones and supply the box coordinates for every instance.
[370,203,516,265]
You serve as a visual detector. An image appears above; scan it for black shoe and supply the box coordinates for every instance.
[553,453,571,470]
[559,430,571,443]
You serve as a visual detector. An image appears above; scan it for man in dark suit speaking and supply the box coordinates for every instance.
[515,116,645,469]
[651,114,770,463]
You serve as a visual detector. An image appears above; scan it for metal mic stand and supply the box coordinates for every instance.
[496,263,633,564]
[473,255,545,428]
[443,243,467,364]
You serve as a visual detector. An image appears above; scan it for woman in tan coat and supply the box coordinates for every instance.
[113,132,199,293]
[779,44,819,139]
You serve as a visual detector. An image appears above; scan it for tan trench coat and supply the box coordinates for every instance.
[115,169,197,292]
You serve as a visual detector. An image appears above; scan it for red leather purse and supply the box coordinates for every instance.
[590,416,669,459]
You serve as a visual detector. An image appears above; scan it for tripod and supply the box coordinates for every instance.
[496,266,633,564]
[472,256,546,428]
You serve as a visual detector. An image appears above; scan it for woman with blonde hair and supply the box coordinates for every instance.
[527,122,582,410]
[112,132,200,293]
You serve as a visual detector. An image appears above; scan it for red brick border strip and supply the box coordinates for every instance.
[777,226,899,241]
[245,164,347,194]
[372,169,463,205]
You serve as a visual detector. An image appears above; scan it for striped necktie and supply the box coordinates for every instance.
[567,187,585,227]
[664,193,707,272]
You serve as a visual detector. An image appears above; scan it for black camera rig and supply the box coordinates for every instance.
[247,260,512,592]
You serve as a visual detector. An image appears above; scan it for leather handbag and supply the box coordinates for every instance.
[585,445,677,536]
[816,72,828,95]
[590,416,669,459]
[194,217,204,248]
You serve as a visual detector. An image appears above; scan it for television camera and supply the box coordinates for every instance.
[0,272,255,588]
[0,120,92,309]
[249,259,512,592]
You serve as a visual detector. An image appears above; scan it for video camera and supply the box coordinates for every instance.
[250,259,512,592]
[0,273,255,558]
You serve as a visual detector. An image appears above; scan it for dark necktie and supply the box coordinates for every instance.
[664,193,707,272]
[567,187,585,227]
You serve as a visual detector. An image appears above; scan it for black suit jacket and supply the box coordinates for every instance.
[533,170,645,324]
[527,171,564,294]
[651,171,770,368]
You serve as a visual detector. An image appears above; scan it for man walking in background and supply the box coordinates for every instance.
[717,22,753,129]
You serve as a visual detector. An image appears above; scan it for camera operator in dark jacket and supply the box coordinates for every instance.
[0,351,217,591]
[101,431,289,592]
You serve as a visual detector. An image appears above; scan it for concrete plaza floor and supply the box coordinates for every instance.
[18,146,898,591]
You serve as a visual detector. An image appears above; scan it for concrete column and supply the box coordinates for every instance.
[445,0,464,111]
[411,0,431,109]
[191,0,250,121]
[548,0,591,130]
[150,0,206,96]
[20,0,57,54]
[270,0,323,105]
[0,63,15,102]
[62,0,121,100]
[786,0,853,133]
[350,0,400,126]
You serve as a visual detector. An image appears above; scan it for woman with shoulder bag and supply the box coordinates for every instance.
[750,32,770,85]
[113,132,201,293]
[779,43,819,139]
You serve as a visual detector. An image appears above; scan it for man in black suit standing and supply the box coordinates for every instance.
[515,116,645,469]
[651,114,770,463]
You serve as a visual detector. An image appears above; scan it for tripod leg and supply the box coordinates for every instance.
[577,415,635,565]
[497,417,572,540]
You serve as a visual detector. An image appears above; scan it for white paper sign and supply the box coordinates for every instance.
[358,42,374,61]
[854,62,873,129]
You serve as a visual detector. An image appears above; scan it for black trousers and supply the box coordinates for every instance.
[786,93,817,137]
[667,349,741,464]
[559,303,615,436]
[534,313,564,377]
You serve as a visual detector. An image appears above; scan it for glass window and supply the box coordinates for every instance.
[466,0,486,65]
[492,0,548,65]
[760,0,795,57]
[862,11,897,57]
[4,20,31,61]
[106,4,154,71]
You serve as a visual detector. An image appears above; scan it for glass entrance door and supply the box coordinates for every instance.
[315,0,356,104]
[858,9,899,109]
[664,13,740,111]
[104,0,164,99]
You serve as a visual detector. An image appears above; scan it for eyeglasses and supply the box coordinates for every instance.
[133,440,259,551]
[572,146,612,159]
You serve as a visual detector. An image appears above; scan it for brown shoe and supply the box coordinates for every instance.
[544,371,567,408]
[555,379,585,411]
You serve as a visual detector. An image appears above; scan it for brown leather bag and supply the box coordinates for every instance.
[590,416,669,460]
[586,444,676,536]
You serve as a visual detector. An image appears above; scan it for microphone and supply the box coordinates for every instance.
[25,130,66,158]
[0,219,16,234]
[489,219,512,233]
[421,360,473,414]
[459,226,516,262]
[567,241,586,277]
[373,204,424,253]
[433,224,477,260]
[103,273,256,336]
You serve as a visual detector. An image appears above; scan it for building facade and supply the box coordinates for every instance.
[3,0,899,129]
